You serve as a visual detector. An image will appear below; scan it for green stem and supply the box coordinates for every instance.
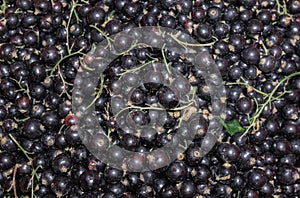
[8,134,31,161]
[57,63,72,99]
[275,0,289,14]
[82,61,96,71]
[50,50,83,76]
[118,59,158,77]
[282,0,288,14]
[0,0,6,14]
[66,3,74,53]
[115,41,150,56]
[31,165,41,198]
[275,0,282,13]
[243,71,300,136]
[272,89,291,101]
[161,44,172,74]
[167,129,172,134]
[107,128,111,139]
[66,0,81,53]
[105,10,116,22]
[9,77,31,99]
[14,117,30,122]
[226,81,269,97]
[259,40,268,55]
[73,7,82,23]
[170,33,217,47]
[237,191,241,198]
[115,102,195,118]
[252,97,260,116]
[90,25,113,48]
[86,73,105,110]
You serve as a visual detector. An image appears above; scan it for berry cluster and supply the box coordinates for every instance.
[73,27,221,173]
[0,0,300,197]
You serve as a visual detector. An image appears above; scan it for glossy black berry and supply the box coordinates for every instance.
[79,170,100,191]
[247,168,267,190]
[159,184,178,198]
[51,176,70,197]
[52,153,72,174]
[158,86,179,109]
[236,97,254,114]
[41,46,60,65]
[166,161,187,183]
[0,152,15,171]
[87,7,106,24]
[22,119,43,140]
[104,166,124,184]
[241,46,260,65]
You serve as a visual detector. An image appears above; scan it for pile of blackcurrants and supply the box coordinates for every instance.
[0,0,300,197]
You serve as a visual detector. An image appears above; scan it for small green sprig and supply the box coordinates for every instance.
[0,0,7,14]
[8,133,31,161]
[275,0,289,15]
[86,73,105,110]
[50,50,84,76]
[105,10,116,21]
[225,72,300,136]
[31,165,41,198]
[90,25,113,48]
[117,58,159,77]
[161,44,172,74]
[241,71,300,136]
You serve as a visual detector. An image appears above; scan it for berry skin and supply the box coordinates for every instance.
[218,143,241,162]
[166,161,187,183]
[0,0,300,197]
[79,170,100,191]
[64,114,77,126]
[52,153,72,174]
[158,86,179,109]
[87,7,106,24]
[129,87,146,105]
[51,176,70,197]
[41,46,60,65]
[241,46,260,65]
[0,152,15,171]
[247,168,267,190]
[159,184,178,198]
[277,165,299,185]
[104,167,124,184]
[236,97,254,114]
[22,119,44,140]
[180,180,196,197]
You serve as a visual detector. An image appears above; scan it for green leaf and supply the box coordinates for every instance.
[220,119,245,136]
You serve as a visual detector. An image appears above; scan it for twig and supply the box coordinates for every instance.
[0,0,7,14]
[8,134,31,161]
[86,73,105,110]
[117,58,158,77]
[50,50,83,76]
[12,164,19,198]
[226,81,269,97]
[241,71,300,137]
[31,165,41,198]
[161,44,172,74]
[90,25,113,48]
[115,102,195,118]
[170,33,217,47]
[66,0,81,53]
